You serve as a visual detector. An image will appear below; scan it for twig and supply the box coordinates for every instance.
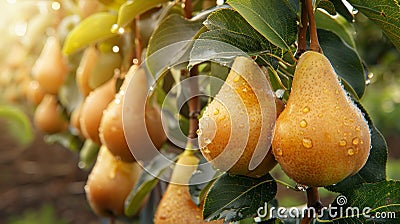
[187,66,200,144]
[305,0,321,53]
[301,187,323,224]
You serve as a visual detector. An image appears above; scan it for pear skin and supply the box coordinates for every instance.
[85,146,142,217]
[32,36,68,94]
[121,66,167,162]
[272,51,371,187]
[26,80,45,105]
[154,150,223,224]
[76,46,98,97]
[80,78,115,144]
[198,56,277,177]
[34,94,68,133]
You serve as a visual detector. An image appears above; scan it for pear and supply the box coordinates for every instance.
[120,66,167,162]
[32,36,68,94]
[154,150,223,224]
[70,102,83,135]
[76,46,98,97]
[80,78,115,144]
[85,146,142,217]
[34,94,68,133]
[272,51,371,187]
[198,56,277,178]
[26,80,45,105]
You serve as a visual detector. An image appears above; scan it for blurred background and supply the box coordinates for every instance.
[0,0,399,223]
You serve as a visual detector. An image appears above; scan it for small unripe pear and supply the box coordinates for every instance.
[198,56,277,177]
[85,146,141,217]
[154,150,223,224]
[272,51,371,187]
[34,94,68,133]
[80,78,115,144]
[32,36,68,94]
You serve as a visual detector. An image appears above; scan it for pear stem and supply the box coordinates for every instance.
[300,187,323,224]
[184,0,193,19]
[295,0,308,58]
[305,0,322,53]
[134,15,142,64]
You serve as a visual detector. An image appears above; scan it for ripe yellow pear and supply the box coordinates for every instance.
[272,51,371,187]
[80,78,115,144]
[34,94,68,133]
[154,150,223,224]
[76,46,98,97]
[120,65,167,161]
[32,36,68,94]
[198,56,277,178]
[85,146,142,217]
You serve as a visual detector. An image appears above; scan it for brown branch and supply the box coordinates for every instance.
[187,66,200,144]
[184,0,193,19]
[305,0,322,53]
[134,15,142,64]
[295,0,308,59]
[301,187,323,224]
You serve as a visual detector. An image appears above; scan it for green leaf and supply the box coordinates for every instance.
[146,14,205,77]
[330,0,355,22]
[227,0,297,50]
[316,9,356,48]
[202,8,282,67]
[203,173,277,222]
[63,13,118,55]
[348,0,400,51]
[189,156,218,206]
[318,29,365,98]
[326,102,387,194]
[326,181,400,223]
[89,52,122,89]
[115,0,170,30]
[44,132,84,153]
[317,0,337,15]
[0,105,34,146]
[125,151,177,216]
[78,139,100,170]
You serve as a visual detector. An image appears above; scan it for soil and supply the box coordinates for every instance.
[0,129,100,224]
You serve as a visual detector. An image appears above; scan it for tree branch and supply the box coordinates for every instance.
[295,0,308,58]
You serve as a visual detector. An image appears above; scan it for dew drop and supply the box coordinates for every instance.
[355,126,361,132]
[300,119,307,128]
[347,148,355,156]
[302,138,313,149]
[233,75,240,82]
[339,139,347,146]
[213,109,219,115]
[196,129,202,136]
[352,137,359,145]
[302,106,310,113]
[204,138,211,145]
[275,148,283,156]
[203,148,211,154]
[318,113,323,118]
[335,106,340,110]
[242,88,247,92]
[114,98,121,105]
[160,214,167,220]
